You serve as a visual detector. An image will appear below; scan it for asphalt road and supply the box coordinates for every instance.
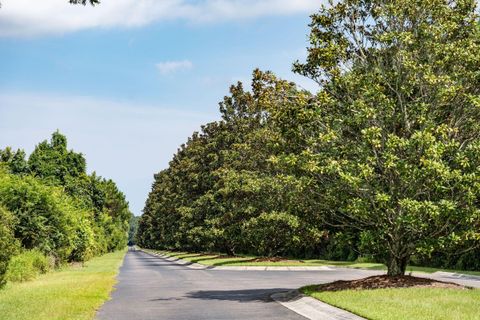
[96,250,380,320]
[96,249,480,320]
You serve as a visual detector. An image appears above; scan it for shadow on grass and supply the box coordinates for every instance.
[169,253,204,259]
[188,255,223,263]
[210,258,260,266]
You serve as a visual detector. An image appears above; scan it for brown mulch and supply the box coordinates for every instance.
[315,275,467,292]
[216,255,239,259]
[249,257,290,262]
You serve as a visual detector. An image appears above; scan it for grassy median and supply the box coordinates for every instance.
[302,285,480,320]
[0,249,126,320]
[147,249,480,276]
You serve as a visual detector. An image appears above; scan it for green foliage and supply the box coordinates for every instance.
[243,212,300,257]
[138,71,328,257]
[6,249,52,283]
[0,206,19,288]
[289,0,480,275]
[0,131,131,285]
[28,130,86,185]
[138,0,480,275]
[0,172,77,262]
[0,147,28,175]
[128,215,140,246]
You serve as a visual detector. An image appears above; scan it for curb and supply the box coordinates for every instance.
[432,271,480,281]
[140,249,334,271]
[271,290,365,320]
[141,249,208,269]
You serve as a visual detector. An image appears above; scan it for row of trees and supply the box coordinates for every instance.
[138,0,480,276]
[0,132,132,286]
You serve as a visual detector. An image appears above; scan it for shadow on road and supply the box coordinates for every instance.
[185,288,290,303]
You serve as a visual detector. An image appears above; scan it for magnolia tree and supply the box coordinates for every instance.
[290,0,480,276]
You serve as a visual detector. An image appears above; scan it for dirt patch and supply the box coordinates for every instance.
[314,275,467,291]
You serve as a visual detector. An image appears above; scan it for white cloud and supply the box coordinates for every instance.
[156,60,193,75]
[0,0,323,37]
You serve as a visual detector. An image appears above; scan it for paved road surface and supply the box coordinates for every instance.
[96,250,480,320]
[96,250,378,320]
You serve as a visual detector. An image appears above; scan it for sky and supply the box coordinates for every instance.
[0,0,320,216]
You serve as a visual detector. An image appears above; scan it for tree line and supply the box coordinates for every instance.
[137,0,480,276]
[0,131,132,287]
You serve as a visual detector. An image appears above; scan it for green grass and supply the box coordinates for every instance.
[145,249,480,276]
[301,285,480,320]
[0,250,126,320]
[146,249,384,267]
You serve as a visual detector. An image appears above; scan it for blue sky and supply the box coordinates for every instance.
[0,0,319,215]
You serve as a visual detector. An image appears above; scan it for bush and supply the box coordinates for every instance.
[0,173,77,262]
[0,206,19,288]
[243,212,300,257]
[6,250,52,283]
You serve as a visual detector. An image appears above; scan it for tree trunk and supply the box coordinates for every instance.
[387,255,408,276]
[224,243,235,256]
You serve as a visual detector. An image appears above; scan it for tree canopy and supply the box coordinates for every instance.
[138,0,480,276]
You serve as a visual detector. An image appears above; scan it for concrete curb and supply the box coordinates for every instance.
[140,249,334,271]
[139,248,480,280]
[141,249,208,269]
[271,290,365,320]
[432,271,480,281]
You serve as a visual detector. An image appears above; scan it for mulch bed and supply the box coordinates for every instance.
[314,275,467,291]
[249,257,291,262]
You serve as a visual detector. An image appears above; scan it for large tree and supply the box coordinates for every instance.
[290,0,480,275]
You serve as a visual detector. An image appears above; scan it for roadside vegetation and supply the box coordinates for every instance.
[0,132,132,288]
[0,250,126,320]
[137,0,480,278]
[146,249,480,276]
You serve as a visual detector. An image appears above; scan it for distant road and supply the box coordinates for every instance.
[96,250,480,320]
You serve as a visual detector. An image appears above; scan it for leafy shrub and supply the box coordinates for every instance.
[243,212,300,257]
[6,250,52,282]
[0,172,77,262]
[0,206,19,288]
[0,132,132,271]
[69,215,95,262]
[322,232,359,261]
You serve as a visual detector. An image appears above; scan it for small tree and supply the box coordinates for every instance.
[292,0,480,275]
[28,131,87,185]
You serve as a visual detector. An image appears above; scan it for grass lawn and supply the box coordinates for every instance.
[146,249,480,276]
[147,249,383,268]
[0,249,126,320]
[301,285,480,320]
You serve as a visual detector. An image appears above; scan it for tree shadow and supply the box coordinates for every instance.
[210,258,257,266]
[185,288,290,303]
[140,262,192,268]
